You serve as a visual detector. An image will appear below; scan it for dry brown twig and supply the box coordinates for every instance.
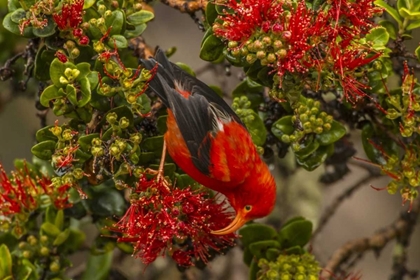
[159,0,208,13]
[320,196,420,279]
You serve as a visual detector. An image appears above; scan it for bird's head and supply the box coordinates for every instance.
[211,166,276,235]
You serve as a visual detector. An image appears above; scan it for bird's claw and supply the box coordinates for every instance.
[145,168,171,191]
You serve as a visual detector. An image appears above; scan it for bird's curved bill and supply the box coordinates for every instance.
[210,212,245,235]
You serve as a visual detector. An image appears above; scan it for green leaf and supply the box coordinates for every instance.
[89,189,125,217]
[53,228,71,246]
[8,0,20,12]
[271,116,294,139]
[366,26,390,47]
[407,19,420,30]
[45,206,56,224]
[283,245,304,255]
[3,13,34,37]
[83,0,95,9]
[124,23,147,38]
[205,2,218,24]
[54,209,64,231]
[81,251,112,280]
[0,244,13,279]
[78,133,100,151]
[266,248,281,261]
[296,144,333,171]
[399,7,420,19]
[243,248,253,266]
[416,46,420,62]
[361,121,398,165]
[126,10,154,25]
[141,135,164,152]
[148,163,176,178]
[87,71,99,90]
[374,0,403,26]
[175,62,196,77]
[379,20,397,39]
[294,137,320,159]
[66,84,78,105]
[232,78,263,110]
[35,125,57,142]
[15,261,34,280]
[157,115,168,134]
[10,8,25,23]
[175,173,197,188]
[239,224,277,247]
[50,58,69,87]
[249,259,260,280]
[316,120,346,146]
[76,62,92,79]
[78,78,92,107]
[34,47,56,81]
[138,152,155,164]
[59,228,86,252]
[31,140,56,160]
[246,111,267,146]
[105,10,124,35]
[249,240,281,259]
[199,34,224,62]
[40,85,64,107]
[278,219,313,249]
[41,222,61,237]
[32,16,56,37]
[108,35,128,48]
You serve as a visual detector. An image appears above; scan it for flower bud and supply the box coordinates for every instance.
[267,53,276,63]
[91,146,104,157]
[104,10,112,18]
[50,126,62,137]
[110,144,120,156]
[130,133,142,144]
[256,50,266,60]
[91,138,102,147]
[50,261,61,272]
[98,4,106,14]
[73,168,84,180]
[40,247,50,257]
[228,41,238,49]
[106,112,118,124]
[65,40,76,50]
[62,129,74,141]
[119,117,130,129]
[246,54,257,64]
[22,250,32,259]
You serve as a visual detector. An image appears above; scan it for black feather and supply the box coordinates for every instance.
[140,48,245,175]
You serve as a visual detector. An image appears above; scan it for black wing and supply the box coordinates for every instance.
[140,48,245,175]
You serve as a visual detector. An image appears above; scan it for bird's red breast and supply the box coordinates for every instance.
[141,49,277,235]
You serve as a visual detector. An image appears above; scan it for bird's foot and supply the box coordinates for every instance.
[145,168,171,191]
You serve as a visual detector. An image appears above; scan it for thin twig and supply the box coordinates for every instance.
[312,172,381,239]
[159,0,208,13]
[390,198,420,280]
[320,197,420,279]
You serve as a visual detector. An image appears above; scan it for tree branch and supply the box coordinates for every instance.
[312,171,381,239]
[159,0,208,13]
[320,196,420,279]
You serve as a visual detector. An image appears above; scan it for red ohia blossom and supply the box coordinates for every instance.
[0,163,72,218]
[212,0,284,42]
[53,0,84,30]
[55,50,68,63]
[111,177,236,266]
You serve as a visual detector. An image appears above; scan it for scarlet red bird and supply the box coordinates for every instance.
[141,49,276,235]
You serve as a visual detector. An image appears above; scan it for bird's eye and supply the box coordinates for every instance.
[244,205,252,212]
